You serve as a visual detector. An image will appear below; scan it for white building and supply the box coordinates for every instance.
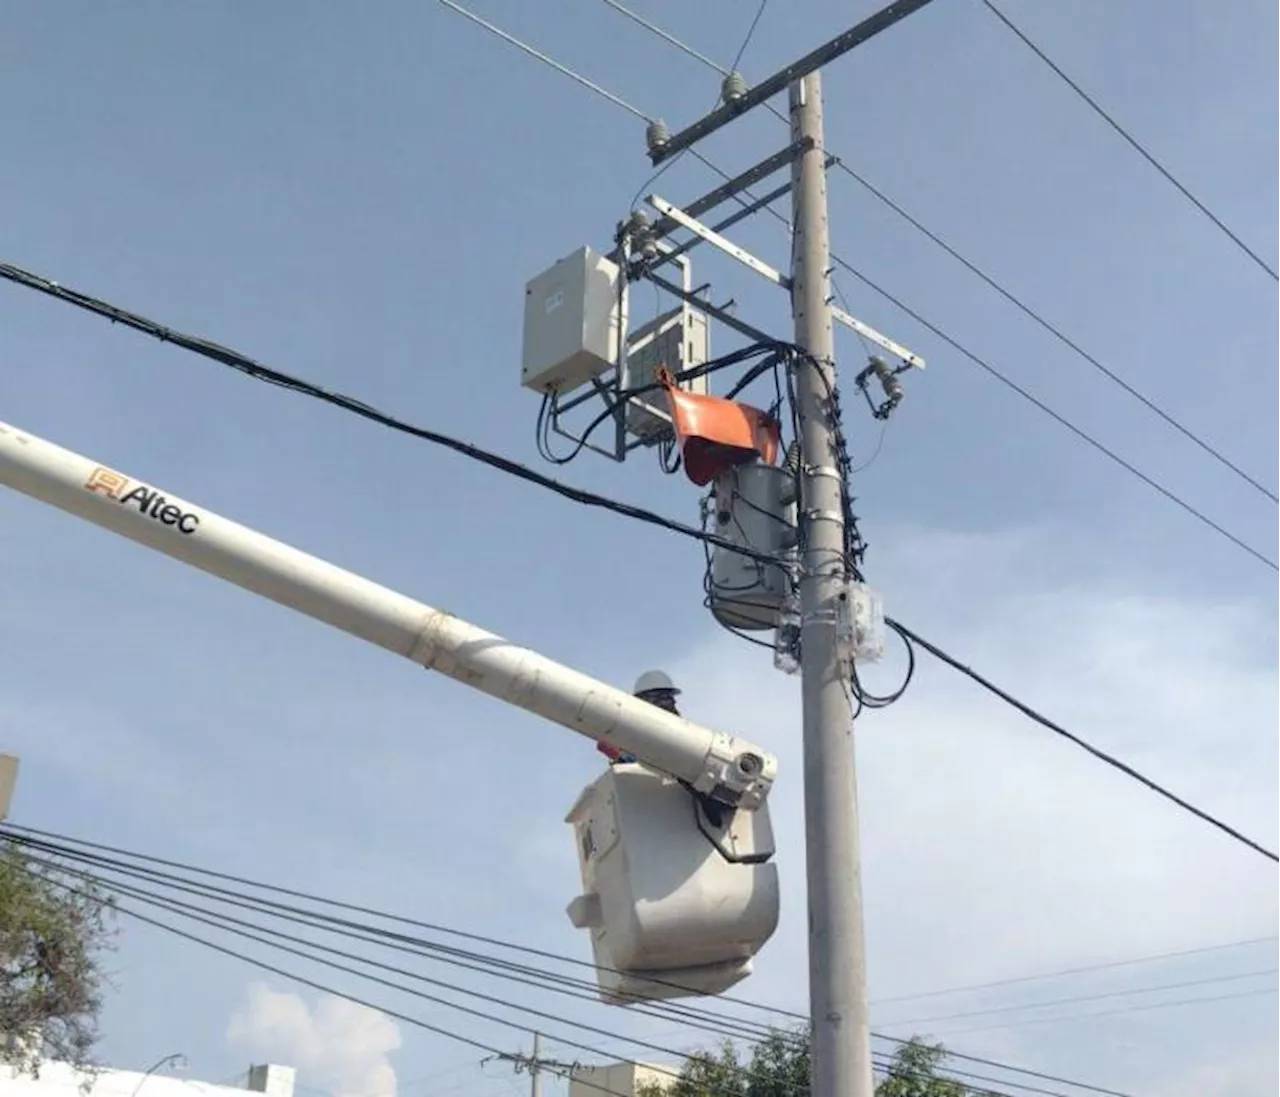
[0,1058,295,1097]
[569,1061,673,1097]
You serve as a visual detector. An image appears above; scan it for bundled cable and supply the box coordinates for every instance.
[0,260,784,572]
[2,826,1132,1097]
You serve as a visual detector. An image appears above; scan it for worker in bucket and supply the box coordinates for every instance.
[597,670,681,764]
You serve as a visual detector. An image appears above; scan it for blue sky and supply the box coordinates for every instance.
[1,1,1276,1095]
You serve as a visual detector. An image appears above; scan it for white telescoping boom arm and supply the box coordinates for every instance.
[0,419,776,809]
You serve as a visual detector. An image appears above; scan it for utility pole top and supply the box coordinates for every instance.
[647,0,936,163]
[487,1034,581,1097]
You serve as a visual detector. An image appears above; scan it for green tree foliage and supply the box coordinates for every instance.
[637,1029,964,1097]
[877,1039,967,1097]
[0,842,115,1076]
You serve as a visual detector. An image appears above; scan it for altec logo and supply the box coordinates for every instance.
[84,467,201,535]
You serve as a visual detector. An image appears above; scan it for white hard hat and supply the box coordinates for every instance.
[634,669,680,696]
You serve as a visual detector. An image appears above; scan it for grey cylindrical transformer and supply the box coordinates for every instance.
[708,461,797,630]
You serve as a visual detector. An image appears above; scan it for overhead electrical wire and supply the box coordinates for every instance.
[49,893,643,1097]
[926,985,1280,1040]
[2,824,792,1027]
[826,158,1279,504]
[599,0,727,75]
[591,0,1279,504]
[0,829,1131,1095]
[0,260,781,574]
[888,621,1280,863]
[9,833,802,1060]
[879,966,1280,1029]
[7,829,1131,1095]
[729,0,769,74]
[872,933,1280,1006]
[981,0,1278,282]
[830,258,1277,571]
[44,870,799,1097]
[439,0,651,123]
[438,0,759,220]
[22,852,1035,1097]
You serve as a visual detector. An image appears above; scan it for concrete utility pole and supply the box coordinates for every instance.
[486,1032,577,1096]
[645,4,931,1073]
[789,71,874,1097]
[529,1032,542,1097]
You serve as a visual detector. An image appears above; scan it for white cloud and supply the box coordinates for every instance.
[227,984,402,1097]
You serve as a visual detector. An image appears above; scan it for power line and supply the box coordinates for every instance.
[0,825,1139,1097]
[833,260,1277,571]
[730,0,769,74]
[0,260,782,573]
[60,898,639,1097]
[871,934,1279,1006]
[28,856,1034,1097]
[880,966,1279,1029]
[928,985,1279,1039]
[829,157,1278,503]
[76,874,789,1097]
[593,0,1278,505]
[600,0,727,76]
[91,868,1109,1097]
[439,0,649,122]
[870,1032,1135,1097]
[443,0,1276,571]
[33,870,753,1097]
[9,832,797,1057]
[889,620,1280,863]
[981,0,1278,282]
[1,824,803,1033]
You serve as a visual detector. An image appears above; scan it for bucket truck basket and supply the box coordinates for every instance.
[565,762,780,1003]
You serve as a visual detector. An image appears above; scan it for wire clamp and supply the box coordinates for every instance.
[802,464,844,483]
[801,508,844,526]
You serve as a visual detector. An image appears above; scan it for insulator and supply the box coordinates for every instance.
[722,71,749,105]
[645,119,670,154]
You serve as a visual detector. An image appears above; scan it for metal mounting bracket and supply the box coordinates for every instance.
[647,193,926,370]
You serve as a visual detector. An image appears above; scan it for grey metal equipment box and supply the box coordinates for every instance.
[622,306,710,441]
[521,247,621,395]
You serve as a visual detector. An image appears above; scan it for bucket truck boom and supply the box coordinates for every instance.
[0,418,776,810]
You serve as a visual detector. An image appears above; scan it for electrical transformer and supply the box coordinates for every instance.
[565,763,779,1004]
[708,460,797,630]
